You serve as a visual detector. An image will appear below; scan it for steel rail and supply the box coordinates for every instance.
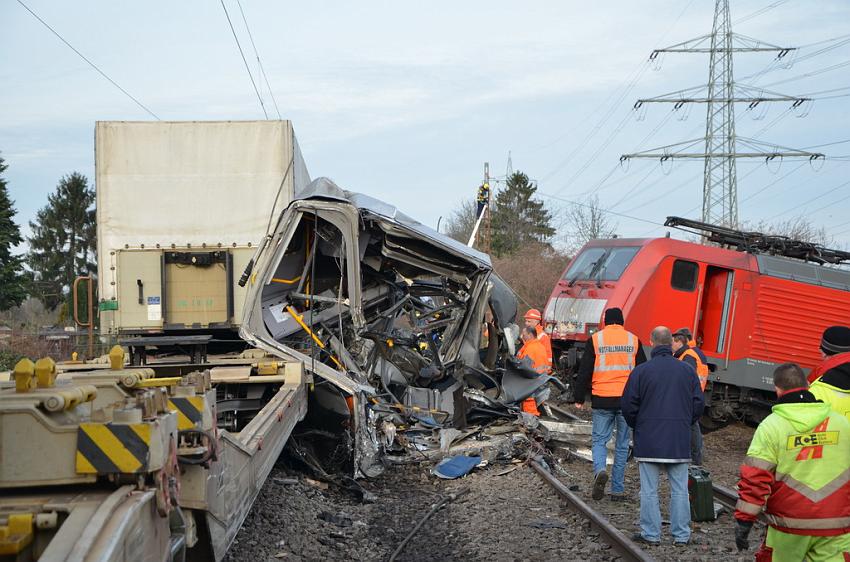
[530,460,656,562]
[713,483,767,523]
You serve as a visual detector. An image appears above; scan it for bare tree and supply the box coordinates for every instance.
[0,297,58,329]
[746,215,834,247]
[560,195,617,254]
[443,199,478,244]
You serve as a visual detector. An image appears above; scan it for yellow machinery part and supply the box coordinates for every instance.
[0,513,34,555]
[34,357,57,388]
[13,358,36,393]
[133,377,183,388]
[256,361,279,376]
[109,345,125,370]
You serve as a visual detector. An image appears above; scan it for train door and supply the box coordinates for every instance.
[697,266,735,353]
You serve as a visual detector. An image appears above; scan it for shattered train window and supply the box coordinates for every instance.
[260,213,351,352]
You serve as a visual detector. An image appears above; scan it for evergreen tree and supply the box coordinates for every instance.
[0,154,27,310]
[491,171,555,257]
[28,172,97,312]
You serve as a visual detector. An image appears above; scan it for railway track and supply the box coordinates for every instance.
[532,458,761,561]
[531,459,656,562]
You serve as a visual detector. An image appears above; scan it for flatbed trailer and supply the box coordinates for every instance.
[0,351,307,561]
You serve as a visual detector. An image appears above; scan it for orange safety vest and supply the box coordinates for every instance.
[591,325,638,397]
[680,348,709,391]
[535,325,553,366]
[518,338,551,375]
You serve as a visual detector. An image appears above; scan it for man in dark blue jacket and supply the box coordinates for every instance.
[621,326,705,547]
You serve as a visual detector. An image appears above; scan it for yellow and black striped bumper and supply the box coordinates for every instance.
[75,422,152,474]
[168,396,206,430]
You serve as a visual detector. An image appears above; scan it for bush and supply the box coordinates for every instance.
[492,244,570,316]
[0,347,22,371]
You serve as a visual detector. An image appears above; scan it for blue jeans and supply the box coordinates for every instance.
[591,408,630,494]
[638,461,691,543]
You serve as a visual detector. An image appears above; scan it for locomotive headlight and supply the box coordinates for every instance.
[586,323,600,336]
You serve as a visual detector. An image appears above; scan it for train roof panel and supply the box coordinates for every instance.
[756,254,850,292]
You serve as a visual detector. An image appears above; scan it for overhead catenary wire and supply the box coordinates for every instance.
[234,0,281,120]
[220,0,268,119]
[15,0,160,120]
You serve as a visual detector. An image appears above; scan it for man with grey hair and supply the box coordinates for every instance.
[621,326,705,547]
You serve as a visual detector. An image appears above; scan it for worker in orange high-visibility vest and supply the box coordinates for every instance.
[575,307,647,501]
[524,308,553,370]
[672,328,709,466]
[517,326,550,416]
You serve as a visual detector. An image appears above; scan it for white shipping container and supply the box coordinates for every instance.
[95,120,310,334]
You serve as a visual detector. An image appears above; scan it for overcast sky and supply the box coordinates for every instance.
[3,0,850,251]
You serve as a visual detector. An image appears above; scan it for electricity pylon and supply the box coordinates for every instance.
[621,0,823,228]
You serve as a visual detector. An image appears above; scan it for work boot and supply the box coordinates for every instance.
[592,471,608,500]
[609,493,627,502]
[631,533,660,547]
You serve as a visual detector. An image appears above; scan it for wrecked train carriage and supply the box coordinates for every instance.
[240,179,519,476]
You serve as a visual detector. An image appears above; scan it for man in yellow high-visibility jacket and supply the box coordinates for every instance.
[810,326,850,423]
[735,363,850,561]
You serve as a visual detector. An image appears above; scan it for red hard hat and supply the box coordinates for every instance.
[524,309,542,321]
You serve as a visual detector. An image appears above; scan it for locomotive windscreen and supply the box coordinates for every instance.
[563,246,640,283]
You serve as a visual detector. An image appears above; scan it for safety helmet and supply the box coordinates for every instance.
[524,309,542,321]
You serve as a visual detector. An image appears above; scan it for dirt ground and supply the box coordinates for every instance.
[225,420,759,562]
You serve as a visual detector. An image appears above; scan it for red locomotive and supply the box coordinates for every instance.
[544,217,850,424]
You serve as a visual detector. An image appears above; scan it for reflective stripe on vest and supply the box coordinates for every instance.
[810,382,850,424]
[680,348,709,391]
[591,326,637,397]
[748,409,850,531]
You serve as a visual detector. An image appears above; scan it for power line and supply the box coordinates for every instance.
[760,59,850,88]
[537,190,664,227]
[733,0,789,25]
[739,161,806,204]
[539,0,698,185]
[766,177,850,221]
[15,0,160,120]
[220,0,268,119]
[738,34,850,87]
[802,139,850,150]
[235,0,281,120]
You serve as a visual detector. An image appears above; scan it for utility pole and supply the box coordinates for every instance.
[621,0,823,228]
[467,162,492,253]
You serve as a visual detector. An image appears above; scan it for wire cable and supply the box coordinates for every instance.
[733,0,789,25]
[15,0,160,120]
[760,59,850,88]
[539,0,697,185]
[235,0,281,120]
[537,190,664,227]
[220,0,268,119]
[765,177,850,221]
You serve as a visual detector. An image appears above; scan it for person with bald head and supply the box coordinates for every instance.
[621,326,705,547]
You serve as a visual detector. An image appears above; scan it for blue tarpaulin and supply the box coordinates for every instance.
[433,455,481,479]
